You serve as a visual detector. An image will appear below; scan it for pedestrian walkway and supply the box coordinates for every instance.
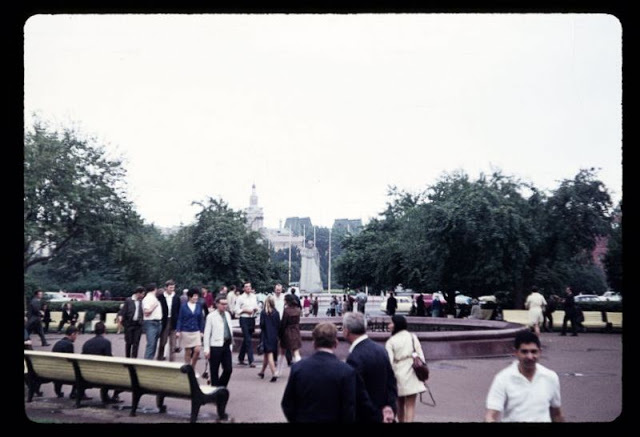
[24,331,623,423]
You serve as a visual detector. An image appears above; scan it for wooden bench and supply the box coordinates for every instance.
[580,311,609,332]
[501,310,530,326]
[24,350,229,423]
[48,311,63,327]
[604,312,622,332]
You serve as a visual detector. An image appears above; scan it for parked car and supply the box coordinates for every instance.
[43,291,71,303]
[574,294,600,303]
[598,291,622,302]
[455,291,472,306]
[380,295,414,314]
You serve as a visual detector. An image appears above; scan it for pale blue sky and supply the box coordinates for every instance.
[24,14,622,229]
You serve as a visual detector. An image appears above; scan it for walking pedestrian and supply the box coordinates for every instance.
[203,294,234,387]
[343,312,397,422]
[385,315,426,423]
[485,330,564,422]
[258,295,281,382]
[176,288,205,377]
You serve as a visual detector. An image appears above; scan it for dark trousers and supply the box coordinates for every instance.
[561,311,578,335]
[209,341,233,387]
[543,312,554,331]
[54,382,76,397]
[124,323,143,358]
[238,317,255,364]
[27,317,47,345]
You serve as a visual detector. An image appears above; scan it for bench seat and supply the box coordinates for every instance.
[24,350,229,423]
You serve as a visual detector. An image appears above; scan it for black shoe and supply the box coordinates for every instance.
[572,334,578,337]
[249,363,256,368]
[270,376,278,382]
[35,391,44,397]
[237,361,247,366]
[218,413,229,421]
[56,392,64,398]
[42,342,50,347]
[559,333,566,336]
[257,372,265,379]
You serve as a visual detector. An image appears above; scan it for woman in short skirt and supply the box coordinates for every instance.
[176,288,205,377]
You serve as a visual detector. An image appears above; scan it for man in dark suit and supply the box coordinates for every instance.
[121,286,145,358]
[26,290,49,346]
[281,322,357,423]
[343,311,398,422]
[51,326,79,398]
[81,322,119,403]
[157,279,181,361]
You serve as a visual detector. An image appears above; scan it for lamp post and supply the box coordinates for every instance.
[288,226,292,284]
[328,227,332,294]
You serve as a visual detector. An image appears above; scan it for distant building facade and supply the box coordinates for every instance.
[332,218,363,234]
[244,184,264,232]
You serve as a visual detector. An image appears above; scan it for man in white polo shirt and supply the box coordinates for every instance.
[485,330,564,422]
[142,283,164,360]
[235,281,259,367]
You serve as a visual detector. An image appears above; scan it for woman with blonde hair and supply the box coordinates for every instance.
[258,295,281,382]
[385,315,426,422]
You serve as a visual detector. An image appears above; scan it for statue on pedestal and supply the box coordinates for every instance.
[299,240,323,293]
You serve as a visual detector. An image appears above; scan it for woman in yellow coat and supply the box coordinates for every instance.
[385,315,426,422]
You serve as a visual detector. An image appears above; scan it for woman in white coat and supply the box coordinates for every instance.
[385,315,426,422]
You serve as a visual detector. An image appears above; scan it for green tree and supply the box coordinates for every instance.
[603,202,622,293]
[24,120,139,273]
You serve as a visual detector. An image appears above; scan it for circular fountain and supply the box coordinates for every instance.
[240,315,528,361]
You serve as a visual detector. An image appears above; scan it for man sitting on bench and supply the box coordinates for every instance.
[52,326,83,399]
[80,322,121,403]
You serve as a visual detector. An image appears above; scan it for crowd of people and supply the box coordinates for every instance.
[25,283,572,423]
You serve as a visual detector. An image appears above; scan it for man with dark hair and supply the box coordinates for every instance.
[81,322,120,403]
[281,322,357,422]
[121,286,146,358]
[485,331,564,422]
[343,312,397,422]
[203,294,234,388]
[560,286,579,336]
[235,281,259,367]
[52,326,79,398]
[26,290,49,346]
[157,279,181,361]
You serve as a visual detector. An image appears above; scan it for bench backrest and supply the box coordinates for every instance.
[75,356,132,387]
[136,363,192,397]
[606,312,622,327]
[48,311,63,324]
[502,310,529,324]
[77,311,86,324]
[582,311,605,324]
[26,351,76,383]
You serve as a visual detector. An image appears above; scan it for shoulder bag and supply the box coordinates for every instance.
[411,334,429,382]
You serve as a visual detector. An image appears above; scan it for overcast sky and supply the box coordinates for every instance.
[24,14,622,229]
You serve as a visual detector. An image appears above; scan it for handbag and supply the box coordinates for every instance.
[411,334,429,382]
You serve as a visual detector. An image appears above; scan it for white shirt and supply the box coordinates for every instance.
[273,293,285,316]
[486,360,562,422]
[235,292,258,318]
[142,292,163,321]
[164,291,175,318]
[348,334,369,353]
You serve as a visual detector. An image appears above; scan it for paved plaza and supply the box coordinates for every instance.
[24,329,623,424]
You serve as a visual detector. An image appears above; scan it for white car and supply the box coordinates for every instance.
[598,291,622,302]
[454,292,472,306]
[574,294,600,303]
[380,296,414,314]
[43,291,71,303]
